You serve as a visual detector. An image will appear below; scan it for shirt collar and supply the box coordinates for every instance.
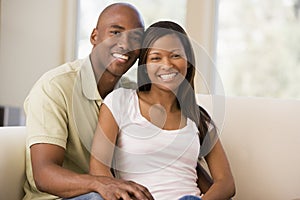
[80,56,102,101]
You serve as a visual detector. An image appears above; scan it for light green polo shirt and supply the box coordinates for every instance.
[23,57,103,200]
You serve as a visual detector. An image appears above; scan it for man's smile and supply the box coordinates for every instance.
[112,52,129,63]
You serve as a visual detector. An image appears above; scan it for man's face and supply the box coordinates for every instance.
[91,6,144,78]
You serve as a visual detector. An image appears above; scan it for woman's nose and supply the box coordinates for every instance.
[161,57,173,69]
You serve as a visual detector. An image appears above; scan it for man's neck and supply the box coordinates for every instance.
[97,72,120,98]
[89,53,120,98]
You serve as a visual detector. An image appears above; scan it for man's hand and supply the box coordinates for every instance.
[93,176,154,200]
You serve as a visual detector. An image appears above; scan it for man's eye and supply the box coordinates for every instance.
[131,36,142,42]
[128,33,142,44]
[110,31,120,35]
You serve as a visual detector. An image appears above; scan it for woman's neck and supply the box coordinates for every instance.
[138,87,186,130]
[140,88,179,112]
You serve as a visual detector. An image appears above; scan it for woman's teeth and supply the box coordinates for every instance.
[159,73,177,81]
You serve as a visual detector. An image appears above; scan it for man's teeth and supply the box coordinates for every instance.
[159,73,177,80]
[113,53,129,60]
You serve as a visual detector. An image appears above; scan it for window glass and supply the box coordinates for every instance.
[217,0,300,99]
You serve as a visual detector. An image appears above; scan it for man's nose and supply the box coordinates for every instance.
[117,33,130,50]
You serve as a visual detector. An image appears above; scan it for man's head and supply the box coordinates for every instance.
[90,3,144,78]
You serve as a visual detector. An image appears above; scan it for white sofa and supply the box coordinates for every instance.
[0,126,26,200]
[1,96,300,200]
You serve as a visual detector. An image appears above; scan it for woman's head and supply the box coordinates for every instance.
[137,21,214,146]
[137,21,195,92]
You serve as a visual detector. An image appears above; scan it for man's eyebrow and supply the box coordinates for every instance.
[110,25,125,30]
[110,25,143,37]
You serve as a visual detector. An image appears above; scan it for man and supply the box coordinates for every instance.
[23,3,153,200]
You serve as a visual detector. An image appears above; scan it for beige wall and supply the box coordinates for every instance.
[0,0,77,107]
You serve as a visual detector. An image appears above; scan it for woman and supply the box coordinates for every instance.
[90,21,235,200]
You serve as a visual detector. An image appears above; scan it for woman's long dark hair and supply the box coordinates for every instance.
[137,21,215,146]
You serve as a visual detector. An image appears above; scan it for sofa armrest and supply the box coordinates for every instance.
[0,126,26,200]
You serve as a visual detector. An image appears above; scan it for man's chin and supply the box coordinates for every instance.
[105,68,128,78]
[108,62,133,76]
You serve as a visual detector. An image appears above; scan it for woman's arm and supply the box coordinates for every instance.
[89,104,154,200]
[201,139,236,200]
[90,104,119,177]
[196,161,213,193]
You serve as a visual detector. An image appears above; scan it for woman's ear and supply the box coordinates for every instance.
[187,61,191,68]
[90,28,98,46]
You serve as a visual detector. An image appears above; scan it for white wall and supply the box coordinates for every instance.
[0,0,77,107]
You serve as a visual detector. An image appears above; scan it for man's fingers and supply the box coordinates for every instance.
[101,188,131,200]
[116,188,133,200]
[120,181,153,200]
[95,177,153,200]
[101,192,118,200]
[128,181,154,200]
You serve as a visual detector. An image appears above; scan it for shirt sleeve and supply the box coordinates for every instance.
[24,78,68,149]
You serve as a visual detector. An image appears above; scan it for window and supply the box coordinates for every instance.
[216,0,300,99]
[76,0,187,82]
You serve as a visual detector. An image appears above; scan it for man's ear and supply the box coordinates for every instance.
[90,28,98,45]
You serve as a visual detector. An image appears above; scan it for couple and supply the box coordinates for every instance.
[23,3,235,200]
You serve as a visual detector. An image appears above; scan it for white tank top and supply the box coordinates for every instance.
[103,88,201,199]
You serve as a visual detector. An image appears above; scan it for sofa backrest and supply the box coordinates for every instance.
[0,126,26,200]
[197,95,300,200]
[1,96,300,200]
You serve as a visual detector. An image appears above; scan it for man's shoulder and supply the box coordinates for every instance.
[32,59,86,90]
[25,59,87,105]
[116,76,137,89]
[42,59,83,82]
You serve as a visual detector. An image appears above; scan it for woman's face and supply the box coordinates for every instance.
[146,34,188,92]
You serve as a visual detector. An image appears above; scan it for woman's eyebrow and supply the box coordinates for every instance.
[148,51,160,55]
[149,48,183,53]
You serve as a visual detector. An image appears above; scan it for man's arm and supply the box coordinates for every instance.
[31,143,153,200]
[31,143,98,198]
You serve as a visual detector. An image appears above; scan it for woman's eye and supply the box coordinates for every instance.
[150,57,161,61]
[172,54,181,58]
